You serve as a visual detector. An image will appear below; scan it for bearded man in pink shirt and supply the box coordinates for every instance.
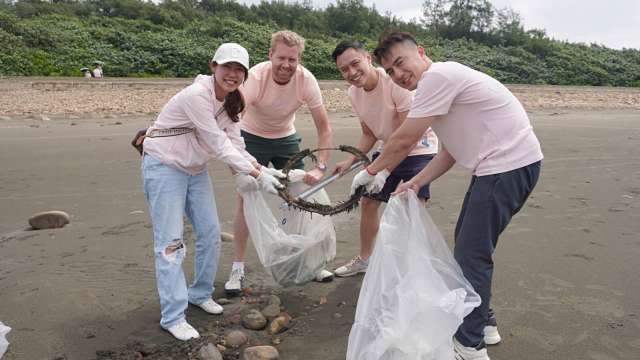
[225,30,335,294]
[351,32,543,360]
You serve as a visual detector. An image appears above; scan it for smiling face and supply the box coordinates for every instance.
[335,48,374,89]
[379,41,430,91]
[210,61,247,98]
[268,42,301,85]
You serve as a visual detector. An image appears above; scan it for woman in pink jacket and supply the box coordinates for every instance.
[141,43,283,341]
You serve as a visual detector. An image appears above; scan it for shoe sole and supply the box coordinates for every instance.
[224,288,242,296]
[314,275,334,283]
[335,270,366,278]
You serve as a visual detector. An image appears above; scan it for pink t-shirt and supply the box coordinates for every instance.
[407,62,543,176]
[143,75,256,176]
[241,61,324,139]
[348,67,438,156]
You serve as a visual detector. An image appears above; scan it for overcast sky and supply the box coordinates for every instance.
[239,0,640,49]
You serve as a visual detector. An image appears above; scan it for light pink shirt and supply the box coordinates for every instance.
[240,61,324,139]
[143,75,256,175]
[348,67,438,156]
[407,62,543,176]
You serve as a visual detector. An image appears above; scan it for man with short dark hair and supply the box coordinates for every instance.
[351,31,543,360]
[331,40,438,277]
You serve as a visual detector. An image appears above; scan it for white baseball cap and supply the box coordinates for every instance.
[212,43,250,71]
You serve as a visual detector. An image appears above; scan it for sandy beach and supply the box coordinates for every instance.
[0,78,639,360]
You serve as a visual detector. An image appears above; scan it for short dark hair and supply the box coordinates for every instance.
[373,31,418,64]
[331,40,366,62]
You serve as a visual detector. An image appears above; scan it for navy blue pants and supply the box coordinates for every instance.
[454,161,541,347]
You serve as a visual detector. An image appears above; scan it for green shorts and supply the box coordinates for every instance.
[241,130,304,170]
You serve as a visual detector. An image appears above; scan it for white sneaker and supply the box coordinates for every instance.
[483,325,501,345]
[224,267,244,295]
[453,337,490,360]
[334,256,368,277]
[166,321,200,341]
[314,269,334,282]
[192,298,223,315]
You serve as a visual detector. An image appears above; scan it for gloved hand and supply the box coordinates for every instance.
[256,171,284,195]
[234,174,259,193]
[350,168,390,196]
[350,169,374,196]
[367,169,391,194]
[260,166,286,179]
[286,169,307,183]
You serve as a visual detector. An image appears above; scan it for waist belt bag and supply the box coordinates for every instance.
[130,127,194,155]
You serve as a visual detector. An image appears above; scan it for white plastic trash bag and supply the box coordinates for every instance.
[278,179,336,264]
[0,322,10,359]
[242,171,336,287]
[347,191,481,360]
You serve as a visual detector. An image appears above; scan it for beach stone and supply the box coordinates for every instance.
[40,114,51,121]
[28,210,70,229]
[198,343,222,360]
[242,309,267,330]
[261,303,280,319]
[268,313,292,335]
[225,330,248,347]
[216,298,232,305]
[0,115,11,121]
[267,295,281,307]
[243,346,279,360]
[220,232,234,242]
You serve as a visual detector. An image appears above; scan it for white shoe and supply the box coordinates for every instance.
[334,256,368,277]
[166,321,200,341]
[224,267,244,295]
[192,298,223,315]
[483,325,501,345]
[453,337,490,360]
[314,269,334,282]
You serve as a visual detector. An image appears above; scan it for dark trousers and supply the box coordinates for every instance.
[454,161,541,347]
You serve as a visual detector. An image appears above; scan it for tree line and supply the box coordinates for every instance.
[0,0,639,86]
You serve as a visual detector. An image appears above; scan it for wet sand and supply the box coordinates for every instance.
[0,79,639,359]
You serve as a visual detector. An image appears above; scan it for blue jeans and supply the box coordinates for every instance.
[454,161,541,347]
[142,155,221,329]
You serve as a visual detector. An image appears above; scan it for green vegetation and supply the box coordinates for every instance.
[0,0,638,86]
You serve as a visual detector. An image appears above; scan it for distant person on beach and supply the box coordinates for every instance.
[140,43,283,341]
[330,39,438,277]
[92,62,103,79]
[224,30,335,295]
[80,67,92,79]
[350,32,543,359]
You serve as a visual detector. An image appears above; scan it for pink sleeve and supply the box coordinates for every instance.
[407,72,455,118]
[182,88,255,174]
[391,83,413,113]
[226,120,257,164]
[303,74,323,110]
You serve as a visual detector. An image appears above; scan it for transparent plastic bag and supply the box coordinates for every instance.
[0,321,10,359]
[242,174,336,287]
[347,191,481,360]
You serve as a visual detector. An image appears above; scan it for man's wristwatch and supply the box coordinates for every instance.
[316,162,327,172]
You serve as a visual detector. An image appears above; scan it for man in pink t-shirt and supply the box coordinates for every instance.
[225,31,334,294]
[351,32,543,359]
[331,40,438,277]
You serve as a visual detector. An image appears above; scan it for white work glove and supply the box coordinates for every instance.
[260,166,286,179]
[234,174,259,193]
[256,171,284,195]
[349,168,390,196]
[286,169,307,183]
